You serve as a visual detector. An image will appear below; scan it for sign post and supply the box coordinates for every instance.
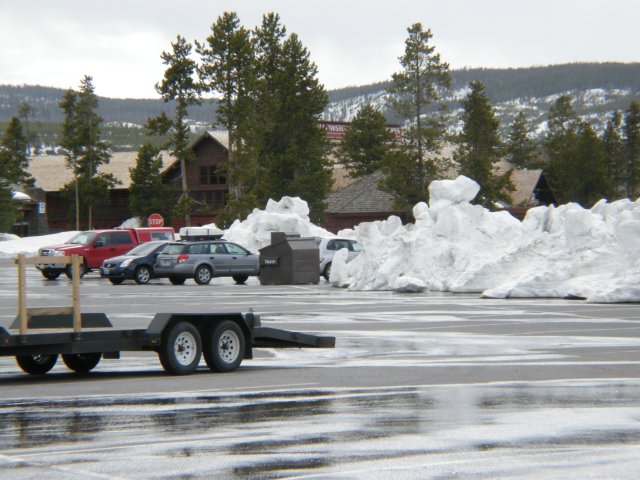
[147,213,164,228]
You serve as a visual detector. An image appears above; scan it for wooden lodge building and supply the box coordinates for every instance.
[23,124,557,236]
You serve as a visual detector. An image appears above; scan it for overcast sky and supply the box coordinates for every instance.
[1,0,638,99]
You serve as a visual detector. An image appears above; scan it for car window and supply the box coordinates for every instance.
[188,244,208,255]
[162,244,186,255]
[113,231,133,245]
[95,234,111,247]
[67,232,97,245]
[225,243,250,255]
[351,241,363,252]
[211,243,227,254]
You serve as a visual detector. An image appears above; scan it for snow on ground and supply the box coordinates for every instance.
[1,179,639,303]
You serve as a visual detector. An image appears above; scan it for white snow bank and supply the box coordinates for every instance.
[0,231,79,259]
[2,181,639,304]
[220,196,334,252]
[331,175,640,303]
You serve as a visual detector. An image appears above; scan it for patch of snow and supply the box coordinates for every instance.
[221,196,335,252]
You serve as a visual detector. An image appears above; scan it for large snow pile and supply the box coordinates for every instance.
[220,196,334,252]
[331,175,640,303]
[0,231,79,259]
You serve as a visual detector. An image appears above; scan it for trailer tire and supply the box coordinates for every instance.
[16,354,58,375]
[134,265,152,285]
[159,322,202,375]
[204,320,245,372]
[194,265,212,285]
[169,276,185,285]
[41,270,61,280]
[62,353,102,373]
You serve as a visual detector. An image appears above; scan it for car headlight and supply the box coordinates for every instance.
[52,250,64,256]
[120,258,133,268]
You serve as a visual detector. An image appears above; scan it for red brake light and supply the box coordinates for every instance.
[177,254,189,263]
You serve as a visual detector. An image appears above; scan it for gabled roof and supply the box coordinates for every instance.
[326,170,397,214]
[27,151,176,192]
[189,130,229,150]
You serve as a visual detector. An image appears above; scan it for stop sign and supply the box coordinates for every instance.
[147,213,164,227]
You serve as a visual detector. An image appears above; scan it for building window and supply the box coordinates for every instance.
[200,166,226,185]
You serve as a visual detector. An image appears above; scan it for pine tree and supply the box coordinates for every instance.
[197,11,255,202]
[250,14,331,223]
[570,124,609,206]
[623,101,640,197]
[506,111,537,169]
[0,116,33,186]
[601,111,625,197]
[17,102,39,156]
[545,95,609,206]
[129,143,175,222]
[0,178,18,232]
[147,35,201,226]
[454,81,513,208]
[544,95,581,204]
[59,76,115,229]
[384,23,450,207]
[337,104,394,177]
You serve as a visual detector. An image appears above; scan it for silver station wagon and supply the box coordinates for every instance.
[154,241,259,285]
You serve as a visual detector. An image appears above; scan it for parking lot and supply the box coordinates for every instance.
[1,259,640,478]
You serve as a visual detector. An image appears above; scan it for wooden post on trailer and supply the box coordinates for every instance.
[17,254,28,335]
[71,254,82,333]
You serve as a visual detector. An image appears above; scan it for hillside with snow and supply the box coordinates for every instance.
[2,63,640,150]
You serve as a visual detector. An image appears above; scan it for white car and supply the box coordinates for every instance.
[316,237,362,280]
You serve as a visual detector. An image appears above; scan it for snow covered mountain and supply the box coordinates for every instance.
[323,63,640,136]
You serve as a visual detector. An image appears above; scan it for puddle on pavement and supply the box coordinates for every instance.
[1,383,640,478]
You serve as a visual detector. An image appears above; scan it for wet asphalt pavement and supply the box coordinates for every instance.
[1,259,640,478]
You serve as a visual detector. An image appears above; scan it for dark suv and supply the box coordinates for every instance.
[154,241,259,285]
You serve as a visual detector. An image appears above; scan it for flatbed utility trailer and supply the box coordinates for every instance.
[0,254,335,376]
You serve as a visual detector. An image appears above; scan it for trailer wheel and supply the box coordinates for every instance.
[169,276,185,285]
[134,265,152,285]
[194,265,212,285]
[41,270,60,280]
[62,353,102,373]
[159,322,202,375]
[16,354,58,375]
[204,320,245,372]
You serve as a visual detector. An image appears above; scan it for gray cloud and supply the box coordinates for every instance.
[1,0,637,98]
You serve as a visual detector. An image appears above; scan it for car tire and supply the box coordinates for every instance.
[232,275,248,284]
[194,265,212,285]
[203,320,244,373]
[41,270,60,280]
[158,322,202,375]
[134,265,152,285]
[15,354,58,375]
[62,353,101,373]
[169,276,186,285]
[323,262,332,281]
[109,278,124,285]
[65,261,87,279]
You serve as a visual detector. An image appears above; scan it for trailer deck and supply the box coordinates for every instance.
[1,254,335,376]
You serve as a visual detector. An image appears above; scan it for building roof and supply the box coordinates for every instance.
[27,151,175,192]
[327,159,550,215]
[494,159,545,206]
[326,170,397,214]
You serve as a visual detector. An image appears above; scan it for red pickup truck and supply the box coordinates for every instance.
[37,228,175,279]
